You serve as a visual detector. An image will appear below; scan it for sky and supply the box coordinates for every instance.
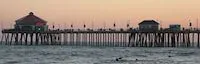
[0,0,200,29]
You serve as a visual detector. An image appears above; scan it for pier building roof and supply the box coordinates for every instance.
[15,12,47,26]
[139,20,159,25]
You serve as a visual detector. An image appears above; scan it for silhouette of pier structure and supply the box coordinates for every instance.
[1,29,131,46]
[1,29,200,47]
[1,12,200,47]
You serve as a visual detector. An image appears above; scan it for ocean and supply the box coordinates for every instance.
[0,45,199,64]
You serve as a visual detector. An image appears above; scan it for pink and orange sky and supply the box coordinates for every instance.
[0,0,200,29]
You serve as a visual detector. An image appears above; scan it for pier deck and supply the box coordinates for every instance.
[1,29,200,47]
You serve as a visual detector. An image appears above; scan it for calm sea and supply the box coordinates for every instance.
[0,45,199,64]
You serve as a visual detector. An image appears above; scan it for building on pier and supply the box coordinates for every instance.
[169,24,181,31]
[139,20,159,31]
[14,12,48,31]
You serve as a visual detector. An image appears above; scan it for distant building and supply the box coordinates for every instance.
[139,20,159,31]
[14,12,48,31]
[169,24,181,31]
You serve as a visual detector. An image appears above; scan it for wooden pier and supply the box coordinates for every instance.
[1,29,200,47]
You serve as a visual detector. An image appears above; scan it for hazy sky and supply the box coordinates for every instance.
[0,0,200,29]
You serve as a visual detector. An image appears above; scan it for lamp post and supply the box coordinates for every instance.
[71,24,73,29]
[0,21,3,30]
[91,21,94,30]
[52,22,55,30]
[189,22,192,30]
[83,23,86,31]
[127,20,130,30]
[197,18,198,30]
[64,23,67,30]
[113,22,116,30]
[58,24,61,30]
[103,21,106,29]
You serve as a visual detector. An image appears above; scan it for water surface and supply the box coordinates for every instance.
[0,45,199,64]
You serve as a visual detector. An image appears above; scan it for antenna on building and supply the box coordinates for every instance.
[157,19,162,29]
[160,20,162,28]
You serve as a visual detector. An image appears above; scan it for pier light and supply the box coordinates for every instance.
[189,22,192,30]
[84,24,86,28]
[127,20,130,29]
[113,22,116,30]
[127,24,129,28]
[53,25,55,30]
[71,24,73,28]
[197,18,199,30]
[114,23,116,27]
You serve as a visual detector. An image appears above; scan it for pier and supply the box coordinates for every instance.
[1,12,200,47]
[1,29,130,47]
[1,29,200,47]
